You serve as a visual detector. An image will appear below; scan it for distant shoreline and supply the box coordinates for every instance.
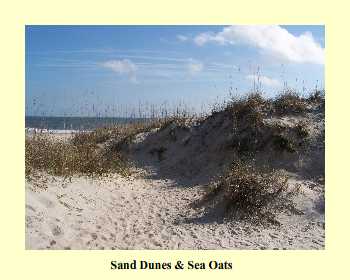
[25,116,151,130]
[25,127,87,134]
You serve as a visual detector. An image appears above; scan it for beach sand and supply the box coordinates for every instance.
[26,168,324,250]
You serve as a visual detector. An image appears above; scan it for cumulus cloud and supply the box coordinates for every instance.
[187,59,203,75]
[246,74,281,87]
[101,59,137,82]
[177,35,188,42]
[193,25,324,64]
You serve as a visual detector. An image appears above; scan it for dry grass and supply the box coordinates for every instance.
[25,119,172,180]
[25,131,129,180]
[222,91,314,155]
[273,89,307,115]
[203,161,298,225]
[295,120,309,138]
[70,127,113,146]
[225,93,267,153]
[228,92,266,122]
[26,134,129,179]
[307,89,325,103]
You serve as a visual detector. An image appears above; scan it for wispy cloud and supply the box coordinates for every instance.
[176,35,188,42]
[120,55,189,64]
[27,48,183,56]
[32,58,98,69]
[246,74,281,87]
[192,25,324,65]
[32,55,234,82]
[101,59,138,82]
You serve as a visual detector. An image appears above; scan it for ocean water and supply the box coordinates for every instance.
[25,116,147,130]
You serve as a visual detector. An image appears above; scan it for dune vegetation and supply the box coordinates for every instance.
[25,89,325,225]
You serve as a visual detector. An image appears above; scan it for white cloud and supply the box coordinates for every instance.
[101,59,137,82]
[246,74,281,87]
[187,59,203,75]
[193,25,324,64]
[177,35,188,42]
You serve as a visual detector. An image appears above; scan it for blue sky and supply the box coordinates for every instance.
[26,25,325,117]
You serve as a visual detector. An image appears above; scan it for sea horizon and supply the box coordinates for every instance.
[25,115,150,130]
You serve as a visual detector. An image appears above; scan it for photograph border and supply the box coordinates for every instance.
[1,0,348,279]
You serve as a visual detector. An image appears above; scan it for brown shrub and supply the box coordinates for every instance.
[228,92,265,124]
[295,121,309,138]
[70,127,112,146]
[308,89,325,103]
[273,90,307,115]
[25,133,129,179]
[226,93,267,153]
[203,161,297,225]
[26,121,168,181]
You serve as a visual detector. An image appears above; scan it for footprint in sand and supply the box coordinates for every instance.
[26,216,33,228]
[151,240,162,247]
[26,204,36,212]
[39,196,55,208]
[101,235,107,241]
[91,233,98,240]
[51,225,63,236]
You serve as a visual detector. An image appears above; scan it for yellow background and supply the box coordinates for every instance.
[0,0,348,278]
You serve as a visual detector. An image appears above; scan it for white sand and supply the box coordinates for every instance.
[26,170,324,250]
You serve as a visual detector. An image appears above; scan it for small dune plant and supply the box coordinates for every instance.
[225,92,267,153]
[228,92,266,124]
[295,120,309,139]
[202,161,298,225]
[273,89,307,115]
[307,89,325,103]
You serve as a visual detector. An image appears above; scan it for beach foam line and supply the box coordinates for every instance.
[25,128,91,134]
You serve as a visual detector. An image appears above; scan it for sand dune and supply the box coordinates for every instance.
[26,94,325,250]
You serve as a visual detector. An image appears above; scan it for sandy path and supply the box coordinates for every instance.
[25,170,324,250]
